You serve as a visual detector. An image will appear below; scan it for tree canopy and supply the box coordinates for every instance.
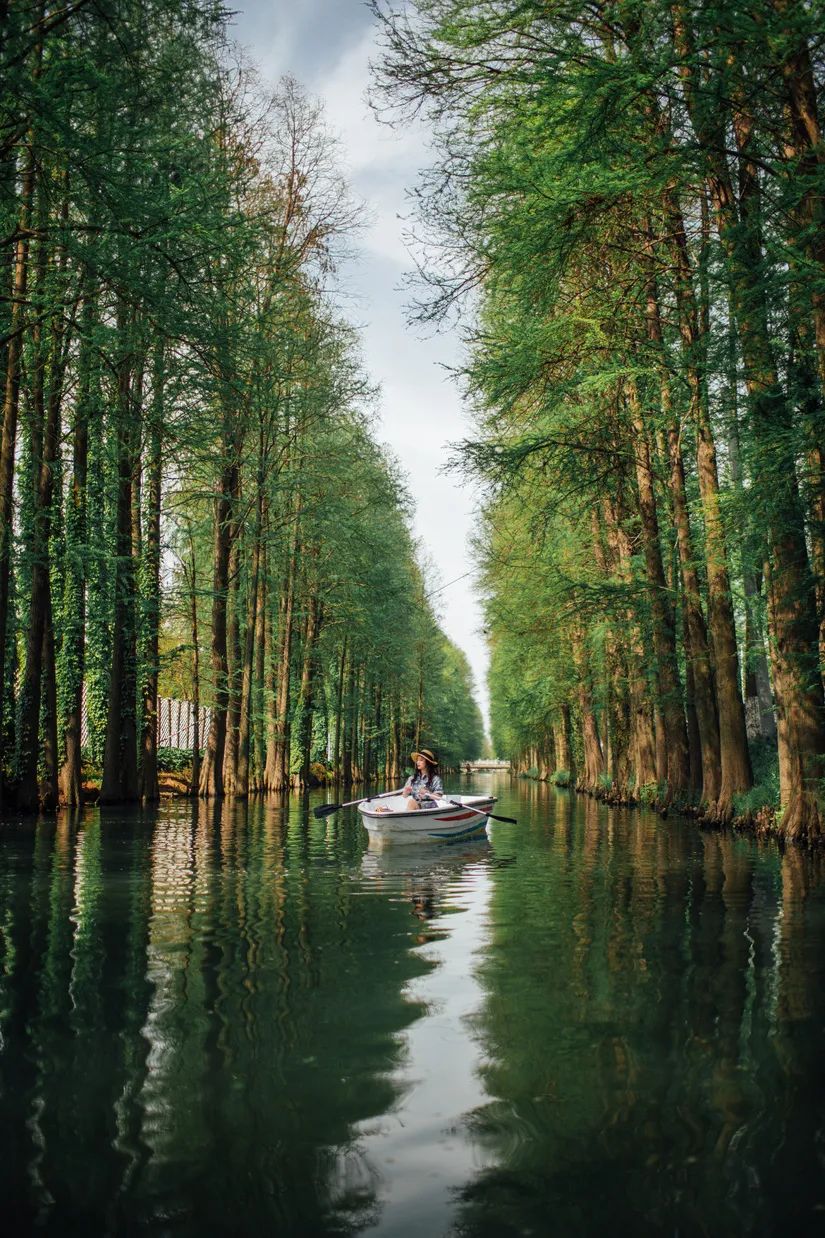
[372,0,825,840]
[0,0,484,813]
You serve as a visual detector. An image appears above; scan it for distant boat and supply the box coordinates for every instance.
[358,793,495,844]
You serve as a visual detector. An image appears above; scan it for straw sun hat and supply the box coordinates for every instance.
[410,748,438,767]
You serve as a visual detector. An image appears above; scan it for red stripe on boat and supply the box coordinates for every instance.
[443,811,477,822]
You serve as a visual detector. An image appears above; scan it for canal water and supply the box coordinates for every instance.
[2,775,825,1236]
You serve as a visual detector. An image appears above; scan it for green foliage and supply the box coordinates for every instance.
[370,0,825,832]
[156,748,198,774]
[0,1,487,805]
[732,743,780,819]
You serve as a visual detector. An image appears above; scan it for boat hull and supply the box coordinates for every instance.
[358,794,495,844]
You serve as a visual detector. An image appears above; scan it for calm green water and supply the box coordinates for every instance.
[2,775,825,1236]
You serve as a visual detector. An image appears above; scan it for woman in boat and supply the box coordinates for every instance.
[403,749,444,810]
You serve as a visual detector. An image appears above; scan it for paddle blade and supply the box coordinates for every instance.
[488,812,517,825]
[313,803,340,819]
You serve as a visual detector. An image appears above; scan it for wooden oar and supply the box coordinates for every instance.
[313,788,405,820]
[447,798,518,825]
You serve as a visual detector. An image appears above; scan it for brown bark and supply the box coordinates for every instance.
[806,438,825,668]
[667,426,721,803]
[59,296,94,806]
[653,705,667,786]
[664,192,752,816]
[342,657,355,786]
[643,250,722,805]
[414,662,424,752]
[573,625,605,792]
[235,495,262,797]
[604,494,658,794]
[559,702,575,783]
[0,30,38,812]
[763,552,817,841]
[365,681,380,785]
[18,203,68,811]
[222,524,241,792]
[683,635,703,797]
[252,541,267,791]
[139,346,163,803]
[100,322,141,804]
[333,634,347,780]
[592,505,631,793]
[41,587,58,808]
[772,0,825,390]
[198,459,237,798]
[264,517,298,791]
[389,690,401,783]
[350,667,364,785]
[188,530,201,797]
[627,382,690,796]
[772,5,825,662]
[675,0,825,837]
[725,334,777,742]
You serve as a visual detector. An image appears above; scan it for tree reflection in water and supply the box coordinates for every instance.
[0,798,432,1234]
[2,784,825,1236]
[456,788,825,1237]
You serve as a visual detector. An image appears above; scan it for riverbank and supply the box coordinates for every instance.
[520,764,790,847]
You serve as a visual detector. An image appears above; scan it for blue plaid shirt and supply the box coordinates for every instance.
[405,770,444,801]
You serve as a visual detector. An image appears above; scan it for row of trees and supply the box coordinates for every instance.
[372,0,825,839]
[0,0,483,813]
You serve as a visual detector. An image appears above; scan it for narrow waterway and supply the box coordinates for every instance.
[2,776,825,1236]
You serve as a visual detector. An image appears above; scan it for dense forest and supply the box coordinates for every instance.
[0,0,484,814]
[372,0,825,841]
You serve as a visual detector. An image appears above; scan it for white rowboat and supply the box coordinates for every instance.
[357,793,496,844]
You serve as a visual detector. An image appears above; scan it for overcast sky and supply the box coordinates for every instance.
[231,1,491,732]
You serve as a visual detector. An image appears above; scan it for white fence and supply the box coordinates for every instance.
[80,690,210,750]
[155,697,211,749]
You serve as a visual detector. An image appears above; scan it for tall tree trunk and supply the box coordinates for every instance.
[663,193,752,816]
[724,331,776,743]
[627,382,690,797]
[675,0,825,837]
[342,657,355,787]
[235,492,262,797]
[333,634,347,781]
[772,3,825,664]
[41,586,58,807]
[265,519,298,791]
[252,540,267,791]
[40,574,59,807]
[139,342,163,802]
[222,517,242,792]
[683,633,703,797]
[100,312,141,804]
[414,662,424,752]
[603,493,658,795]
[198,457,237,798]
[351,669,361,786]
[0,40,38,812]
[187,528,201,796]
[573,625,604,792]
[371,682,382,785]
[17,207,65,811]
[59,295,94,805]
[296,592,321,787]
[772,0,825,388]
[666,425,721,805]
[644,224,729,807]
[592,506,631,793]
